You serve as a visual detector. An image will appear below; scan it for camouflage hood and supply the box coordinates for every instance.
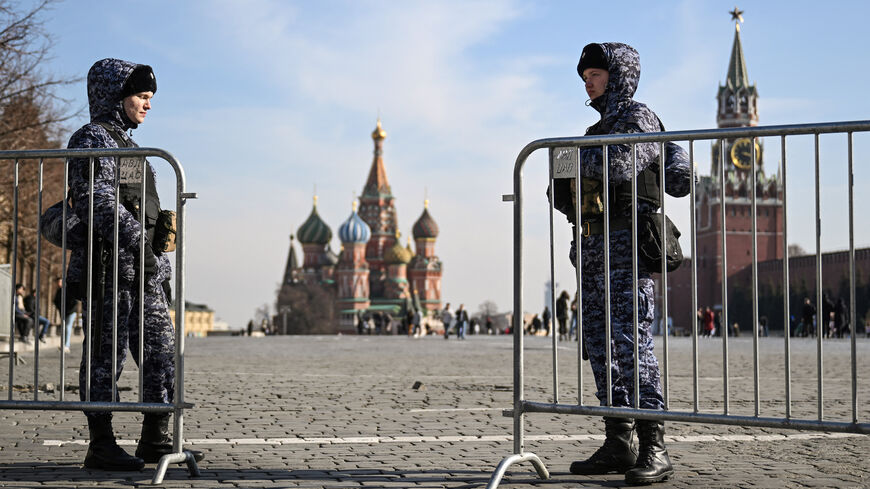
[86,58,141,129]
[588,43,641,133]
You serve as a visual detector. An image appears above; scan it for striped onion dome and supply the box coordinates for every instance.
[297,198,332,245]
[412,200,439,239]
[384,237,413,265]
[338,203,371,244]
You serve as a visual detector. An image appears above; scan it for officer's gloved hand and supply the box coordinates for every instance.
[142,242,158,279]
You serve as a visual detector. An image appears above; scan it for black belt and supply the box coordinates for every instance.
[581,218,632,237]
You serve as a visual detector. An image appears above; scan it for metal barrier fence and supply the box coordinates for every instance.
[487,120,870,488]
[0,147,197,484]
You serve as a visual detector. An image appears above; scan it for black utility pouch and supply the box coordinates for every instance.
[638,213,683,273]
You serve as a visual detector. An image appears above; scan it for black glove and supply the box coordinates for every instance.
[142,243,158,278]
[162,279,172,303]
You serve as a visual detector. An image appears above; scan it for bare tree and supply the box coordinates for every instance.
[478,300,499,317]
[788,243,808,257]
[0,0,80,316]
[0,0,80,145]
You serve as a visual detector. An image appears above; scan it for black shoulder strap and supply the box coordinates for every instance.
[96,122,132,148]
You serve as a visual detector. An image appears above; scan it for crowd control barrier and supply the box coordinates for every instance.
[487,120,870,488]
[1,147,198,484]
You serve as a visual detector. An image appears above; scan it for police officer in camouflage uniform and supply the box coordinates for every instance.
[66,58,200,470]
[552,43,680,485]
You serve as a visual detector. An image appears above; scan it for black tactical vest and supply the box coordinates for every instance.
[97,122,161,244]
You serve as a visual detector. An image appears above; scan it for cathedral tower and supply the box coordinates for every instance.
[409,200,442,312]
[296,196,333,284]
[336,202,371,317]
[358,119,398,300]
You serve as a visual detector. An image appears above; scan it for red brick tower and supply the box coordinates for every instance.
[358,119,398,300]
[694,14,783,310]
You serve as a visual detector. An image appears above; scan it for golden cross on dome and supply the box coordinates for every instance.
[730,6,744,29]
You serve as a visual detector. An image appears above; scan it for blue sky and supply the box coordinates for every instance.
[40,0,870,327]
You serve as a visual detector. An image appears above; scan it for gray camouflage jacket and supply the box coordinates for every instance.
[65,58,170,291]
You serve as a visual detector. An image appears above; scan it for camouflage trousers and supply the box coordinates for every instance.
[571,231,664,410]
[79,276,175,417]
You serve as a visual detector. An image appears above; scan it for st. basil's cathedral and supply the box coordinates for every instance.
[277,120,443,333]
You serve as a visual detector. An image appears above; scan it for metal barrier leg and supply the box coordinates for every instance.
[151,451,200,485]
[485,452,549,489]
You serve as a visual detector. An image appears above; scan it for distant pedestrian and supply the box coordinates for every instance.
[485,316,494,335]
[442,303,454,338]
[24,288,52,343]
[834,298,848,338]
[703,308,715,337]
[54,277,79,353]
[412,309,422,337]
[529,314,541,335]
[569,294,578,340]
[556,290,570,341]
[14,284,34,344]
[542,306,552,337]
[456,304,469,339]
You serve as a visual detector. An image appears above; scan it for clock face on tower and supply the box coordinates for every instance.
[730,138,762,170]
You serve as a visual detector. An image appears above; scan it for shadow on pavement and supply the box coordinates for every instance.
[0,464,628,488]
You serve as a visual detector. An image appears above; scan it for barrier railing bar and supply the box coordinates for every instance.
[8,160,20,400]
[575,148,584,407]
[172,169,191,471]
[34,159,45,401]
[547,149,558,403]
[631,144,640,409]
[85,157,94,402]
[512,152,525,456]
[751,141,759,417]
[658,141,669,410]
[847,132,857,424]
[519,401,870,434]
[603,144,612,407]
[139,158,147,403]
[719,141,730,415]
[689,140,699,414]
[112,158,121,403]
[60,159,69,402]
[0,400,188,412]
[781,135,792,419]
[513,120,870,153]
[814,133,823,421]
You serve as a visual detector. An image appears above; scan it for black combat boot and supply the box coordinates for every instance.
[135,413,204,463]
[625,420,674,485]
[83,414,145,471]
[569,417,638,475]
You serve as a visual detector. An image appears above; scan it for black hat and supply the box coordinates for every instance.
[577,43,608,78]
[120,65,157,99]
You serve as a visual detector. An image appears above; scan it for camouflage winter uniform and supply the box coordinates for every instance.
[554,43,672,410]
[66,58,174,413]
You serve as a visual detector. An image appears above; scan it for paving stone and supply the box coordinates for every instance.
[0,335,867,488]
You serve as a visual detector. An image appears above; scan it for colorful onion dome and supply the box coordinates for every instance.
[297,196,332,245]
[384,233,413,264]
[412,200,439,239]
[338,202,371,244]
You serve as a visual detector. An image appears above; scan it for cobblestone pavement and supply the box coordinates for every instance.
[0,334,868,488]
